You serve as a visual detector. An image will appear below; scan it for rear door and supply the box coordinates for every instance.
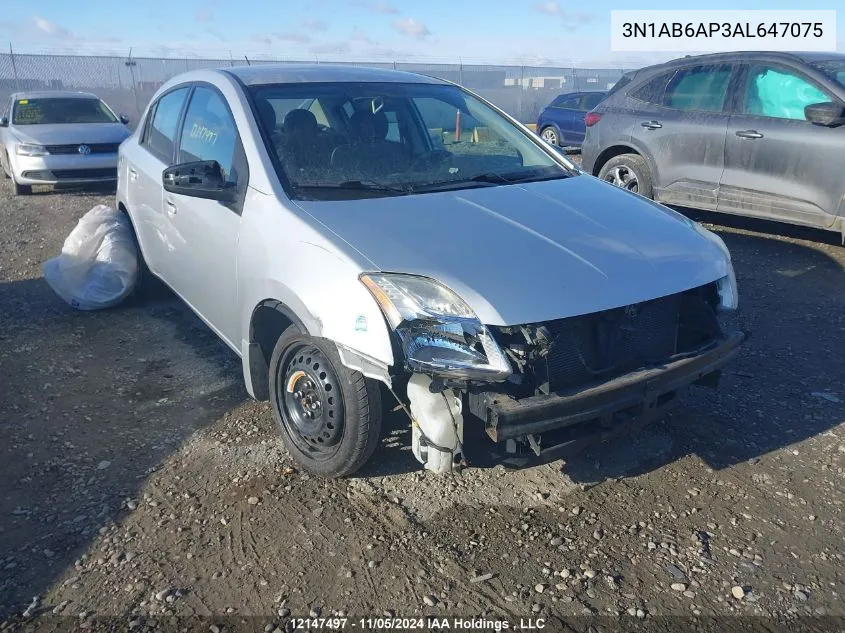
[164,85,247,345]
[551,94,584,145]
[125,87,190,276]
[627,63,734,211]
[718,62,845,228]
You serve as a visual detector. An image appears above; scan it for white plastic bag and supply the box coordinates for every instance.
[43,205,139,310]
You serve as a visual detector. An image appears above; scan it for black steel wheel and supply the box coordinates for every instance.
[269,325,382,477]
[279,344,344,459]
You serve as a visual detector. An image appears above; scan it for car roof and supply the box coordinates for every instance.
[559,90,607,96]
[636,50,845,74]
[10,90,101,100]
[225,63,448,87]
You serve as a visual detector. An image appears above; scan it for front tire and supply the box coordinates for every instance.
[540,126,559,146]
[269,327,382,478]
[598,153,653,199]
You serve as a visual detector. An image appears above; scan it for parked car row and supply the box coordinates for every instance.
[6,51,842,479]
[537,51,845,238]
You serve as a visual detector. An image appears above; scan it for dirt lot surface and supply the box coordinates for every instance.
[1,174,844,632]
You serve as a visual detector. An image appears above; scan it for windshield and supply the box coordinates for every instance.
[810,60,845,91]
[11,97,118,125]
[249,81,573,200]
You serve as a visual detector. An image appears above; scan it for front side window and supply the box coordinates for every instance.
[143,88,189,162]
[663,64,733,112]
[12,97,118,125]
[250,81,572,200]
[177,86,239,183]
[743,65,833,121]
[809,59,845,91]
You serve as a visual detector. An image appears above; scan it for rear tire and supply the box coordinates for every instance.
[598,153,653,199]
[269,326,382,478]
[540,126,559,146]
[123,208,166,301]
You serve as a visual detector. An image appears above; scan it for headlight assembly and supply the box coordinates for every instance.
[693,223,738,311]
[360,273,511,381]
[16,143,49,157]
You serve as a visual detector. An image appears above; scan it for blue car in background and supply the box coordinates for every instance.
[536,91,606,148]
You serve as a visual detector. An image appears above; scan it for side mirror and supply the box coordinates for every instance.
[119,114,130,125]
[0,116,8,127]
[162,160,238,203]
[805,102,845,127]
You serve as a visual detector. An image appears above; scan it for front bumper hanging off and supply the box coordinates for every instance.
[468,331,745,466]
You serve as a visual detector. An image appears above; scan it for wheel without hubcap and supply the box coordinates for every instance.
[279,344,345,459]
[268,326,382,478]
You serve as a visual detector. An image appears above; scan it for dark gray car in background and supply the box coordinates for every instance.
[581,52,845,238]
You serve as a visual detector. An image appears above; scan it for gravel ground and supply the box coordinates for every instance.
[1,174,844,631]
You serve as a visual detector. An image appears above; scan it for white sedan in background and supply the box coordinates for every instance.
[0,90,131,195]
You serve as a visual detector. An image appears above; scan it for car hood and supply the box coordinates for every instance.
[10,123,130,145]
[294,175,732,326]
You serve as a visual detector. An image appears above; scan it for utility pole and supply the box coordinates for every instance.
[9,43,20,91]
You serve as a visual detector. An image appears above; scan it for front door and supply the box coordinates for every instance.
[718,63,845,228]
[164,85,246,346]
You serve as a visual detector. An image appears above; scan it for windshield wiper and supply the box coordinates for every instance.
[413,169,569,193]
[295,179,412,196]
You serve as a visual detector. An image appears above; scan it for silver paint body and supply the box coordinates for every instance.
[0,91,130,185]
[116,65,733,396]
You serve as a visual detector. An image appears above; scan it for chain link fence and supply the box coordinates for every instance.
[0,51,629,125]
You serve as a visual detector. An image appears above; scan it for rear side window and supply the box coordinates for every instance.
[606,74,633,98]
[742,65,832,121]
[555,95,581,109]
[663,64,733,112]
[582,93,604,110]
[178,86,240,184]
[629,71,672,104]
[143,88,189,162]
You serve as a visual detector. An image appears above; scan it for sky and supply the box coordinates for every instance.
[0,0,841,67]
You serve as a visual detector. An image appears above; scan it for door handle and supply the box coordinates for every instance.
[165,199,177,216]
[128,167,138,181]
[735,129,763,139]
[641,120,662,130]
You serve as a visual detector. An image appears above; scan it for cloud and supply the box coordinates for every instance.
[367,2,399,13]
[206,28,226,41]
[533,1,562,15]
[33,16,75,38]
[310,41,352,55]
[532,2,595,25]
[392,18,430,39]
[302,18,328,32]
[351,27,375,45]
[196,8,214,23]
[251,34,273,47]
[274,30,312,44]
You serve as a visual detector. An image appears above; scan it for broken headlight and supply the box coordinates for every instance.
[360,273,512,381]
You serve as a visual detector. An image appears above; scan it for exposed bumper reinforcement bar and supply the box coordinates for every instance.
[468,331,745,452]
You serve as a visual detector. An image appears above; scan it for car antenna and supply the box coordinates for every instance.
[244,55,251,66]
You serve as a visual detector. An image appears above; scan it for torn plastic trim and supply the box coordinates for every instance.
[334,342,392,385]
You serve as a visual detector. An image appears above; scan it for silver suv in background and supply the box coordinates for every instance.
[0,91,131,195]
[581,52,845,238]
[117,64,743,478]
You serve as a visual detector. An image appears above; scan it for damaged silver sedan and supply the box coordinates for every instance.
[117,64,744,477]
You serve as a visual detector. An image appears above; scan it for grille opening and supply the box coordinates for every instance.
[492,283,721,398]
